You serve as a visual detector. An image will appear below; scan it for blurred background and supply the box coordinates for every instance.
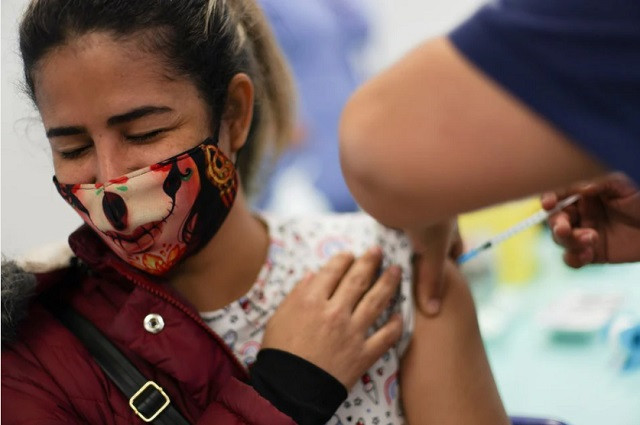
[2,1,639,424]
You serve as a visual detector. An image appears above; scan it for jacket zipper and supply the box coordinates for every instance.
[109,258,250,380]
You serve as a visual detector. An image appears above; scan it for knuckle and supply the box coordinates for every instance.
[299,292,321,310]
[362,294,387,316]
[324,305,348,325]
[347,273,372,292]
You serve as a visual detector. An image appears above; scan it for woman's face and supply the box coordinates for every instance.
[35,32,231,273]
[35,32,219,183]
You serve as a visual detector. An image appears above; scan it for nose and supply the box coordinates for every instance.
[103,191,128,230]
[95,148,127,183]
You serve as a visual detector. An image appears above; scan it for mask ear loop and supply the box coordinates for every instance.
[208,118,242,166]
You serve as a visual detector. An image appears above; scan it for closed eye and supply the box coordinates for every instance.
[126,129,166,143]
[59,145,91,160]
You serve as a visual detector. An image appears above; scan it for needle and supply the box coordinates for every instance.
[457,194,581,264]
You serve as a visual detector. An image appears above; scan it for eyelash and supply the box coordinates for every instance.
[59,146,90,160]
[58,129,166,159]
[126,129,165,143]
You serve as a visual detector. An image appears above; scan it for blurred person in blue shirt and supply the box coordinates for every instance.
[256,0,370,213]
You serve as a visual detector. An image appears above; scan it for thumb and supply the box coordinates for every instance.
[413,250,445,316]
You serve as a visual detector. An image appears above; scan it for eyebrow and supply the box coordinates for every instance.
[46,126,86,138]
[45,106,174,138]
[106,105,173,126]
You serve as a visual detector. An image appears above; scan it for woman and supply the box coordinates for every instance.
[2,1,507,424]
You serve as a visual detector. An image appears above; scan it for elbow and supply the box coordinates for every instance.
[339,85,376,189]
[339,89,393,224]
[339,92,420,228]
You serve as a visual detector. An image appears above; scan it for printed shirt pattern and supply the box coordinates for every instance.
[201,213,415,425]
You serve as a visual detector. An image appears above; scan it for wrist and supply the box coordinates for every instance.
[250,348,347,425]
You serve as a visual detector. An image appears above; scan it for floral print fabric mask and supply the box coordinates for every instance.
[54,138,238,275]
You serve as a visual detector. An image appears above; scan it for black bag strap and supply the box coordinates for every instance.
[47,303,191,425]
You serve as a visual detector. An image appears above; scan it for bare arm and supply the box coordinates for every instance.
[340,37,605,230]
[400,259,508,425]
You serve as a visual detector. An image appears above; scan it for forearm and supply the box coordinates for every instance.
[399,260,508,425]
[339,37,605,229]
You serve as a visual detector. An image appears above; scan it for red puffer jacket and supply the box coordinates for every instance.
[1,226,297,425]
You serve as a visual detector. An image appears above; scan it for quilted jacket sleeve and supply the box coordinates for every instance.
[2,342,297,425]
[1,308,135,425]
[2,374,101,425]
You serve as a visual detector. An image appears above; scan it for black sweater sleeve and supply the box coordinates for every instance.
[249,349,348,425]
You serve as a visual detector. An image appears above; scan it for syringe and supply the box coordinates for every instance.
[457,194,581,264]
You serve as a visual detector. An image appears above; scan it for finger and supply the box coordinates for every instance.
[353,265,402,329]
[563,247,594,269]
[362,314,403,364]
[448,224,464,260]
[602,173,639,198]
[290,271,316,294]
[549,212,575,245]
[582,173,637,199]
[330,246,382,310]
[542,188,581,210]
[578,246,596,265]
[309,252,355,299]
[541,192,558,210]
[551,219,597,252]
[414,253,445,316]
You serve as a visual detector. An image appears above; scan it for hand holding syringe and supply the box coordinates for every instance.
[457,194,581,264]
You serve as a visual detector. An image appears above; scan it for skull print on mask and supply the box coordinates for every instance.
[54,138,238,275]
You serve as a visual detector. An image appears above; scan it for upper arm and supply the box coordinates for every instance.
[2,355,92,424]
[1,315,127,425]
[340,37,605,229]
[399,260,508,425]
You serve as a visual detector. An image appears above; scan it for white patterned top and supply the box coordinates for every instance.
[201,213,415,425]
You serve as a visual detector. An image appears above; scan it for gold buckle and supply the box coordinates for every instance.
[129,381,170,423]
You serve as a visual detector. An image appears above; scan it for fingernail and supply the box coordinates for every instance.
[368,246,382,256]
[425,299,441,315]
[580,233,594,244]
[579,251,592,263]
[389,265,402,278]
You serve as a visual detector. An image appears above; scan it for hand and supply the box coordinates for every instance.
[541,173,640,268]
[261,248,403,389]
[408,218,463,316]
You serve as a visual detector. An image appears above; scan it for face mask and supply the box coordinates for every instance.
[54,138,238,275]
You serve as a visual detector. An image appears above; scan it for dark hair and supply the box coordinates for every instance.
[19,0,294,191]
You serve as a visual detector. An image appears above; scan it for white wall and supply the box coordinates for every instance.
[2,0,84,258]
[0,0,482,257]
[364,0,481,73]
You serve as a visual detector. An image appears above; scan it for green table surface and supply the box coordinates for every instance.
[468,231,640,425]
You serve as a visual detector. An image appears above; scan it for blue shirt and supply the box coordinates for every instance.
[450,0,640,184]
